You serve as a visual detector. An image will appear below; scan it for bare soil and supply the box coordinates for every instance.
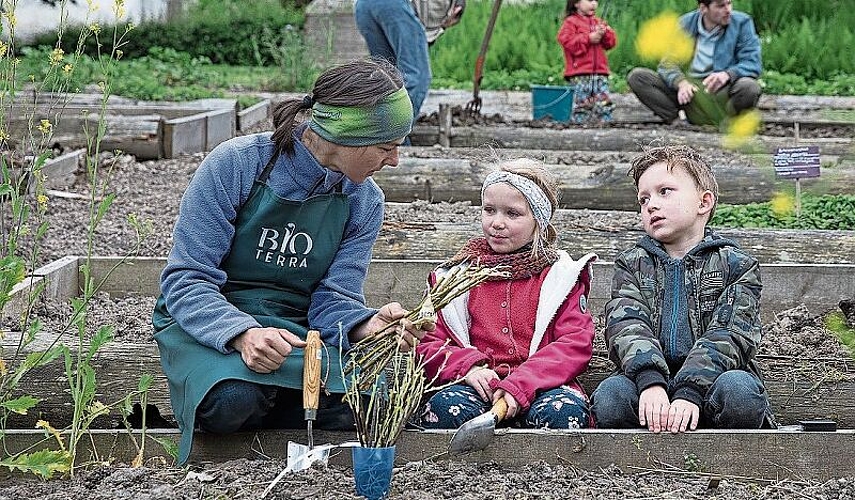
[3,458,855,499]
[3,116,854,498]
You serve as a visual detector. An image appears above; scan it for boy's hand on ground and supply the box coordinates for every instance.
[639,386,670,433]
[667,399,700,433]
[465,366,499,402]
[677,80,697,105]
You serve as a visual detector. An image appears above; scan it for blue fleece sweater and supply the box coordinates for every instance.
[160,125,383,353]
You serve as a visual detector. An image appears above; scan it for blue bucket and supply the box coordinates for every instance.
[531,84,575,123]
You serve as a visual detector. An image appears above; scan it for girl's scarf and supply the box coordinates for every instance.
[441,237,558,280]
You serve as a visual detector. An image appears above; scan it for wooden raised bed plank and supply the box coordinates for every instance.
[3,257,854,428]
[410,125,855,157]
[13,256,855,320]
[237,99,271,132]
[420,89,855,124]
[374,157,855,209]
[376,216,855,265]
[3,428,854,480]
[11,97,239,159]
[4,334,852,430]
[161,107,236,159]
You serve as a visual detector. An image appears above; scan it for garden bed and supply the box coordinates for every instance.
[3,92,855,495]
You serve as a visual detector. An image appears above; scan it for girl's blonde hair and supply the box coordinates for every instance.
[492,158,560,257]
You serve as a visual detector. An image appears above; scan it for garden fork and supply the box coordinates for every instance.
[465,0,503,115]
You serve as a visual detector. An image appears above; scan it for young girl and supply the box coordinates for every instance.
[416,159,597,430]
[556,0,617,123]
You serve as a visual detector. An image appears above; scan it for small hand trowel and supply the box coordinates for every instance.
[448,398,509,455]
[286,330,330,471]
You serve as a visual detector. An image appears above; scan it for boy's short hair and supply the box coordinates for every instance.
[627,145,720,219]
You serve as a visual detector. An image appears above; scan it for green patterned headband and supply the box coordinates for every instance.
[308,87,413,146]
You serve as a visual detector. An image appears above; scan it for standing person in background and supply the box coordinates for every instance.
[153,59,433,466]
[557,0,617,123]
[416,159,597,431]
[627,0,762,125]
[355,0,464,125]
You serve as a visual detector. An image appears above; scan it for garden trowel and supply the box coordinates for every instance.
[448,398,508,454]
[286,329,329,471]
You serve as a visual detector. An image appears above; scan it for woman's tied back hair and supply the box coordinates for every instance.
[497,158,560,249]
[627,144,720,218]
[271,58,405,155]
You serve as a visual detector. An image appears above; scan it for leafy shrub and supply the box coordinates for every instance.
[27,0,304,66]
[712,194,855,230]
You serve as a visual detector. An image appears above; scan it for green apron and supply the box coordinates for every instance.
[153,154,350,464]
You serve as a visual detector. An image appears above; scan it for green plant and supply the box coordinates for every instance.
[1,0,155,477]
[29,0,305,66]
[250,25,321,91]
[824,312,855,358]
[429,0,855,94]
[683,452,704,472]
[712,194,855,230]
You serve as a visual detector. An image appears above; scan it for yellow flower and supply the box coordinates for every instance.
[635,12,694,65]
[722,110,761,149]
[0,41,8,57]
[90,22,101,35]
[0,128,9,142]
[769,192,795,217]
[63,63,73,74]
[38,194,49,209]
[113,0,127,20]
[49,48,65,66]
[0,358,6,376]
[5,12,17,29]
[37,119,53,135]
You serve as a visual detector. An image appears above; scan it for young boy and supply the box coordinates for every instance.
[591,145,773,433]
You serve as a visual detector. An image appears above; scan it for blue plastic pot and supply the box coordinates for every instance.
[352,445,396,500]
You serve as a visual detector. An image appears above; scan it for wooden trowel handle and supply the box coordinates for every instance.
[303,330,322,417]
[492,398,509,422]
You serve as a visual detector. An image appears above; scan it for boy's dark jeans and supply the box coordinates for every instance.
[591,370,772,429]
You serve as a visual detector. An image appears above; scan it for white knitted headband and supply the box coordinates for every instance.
[481,170,553,231]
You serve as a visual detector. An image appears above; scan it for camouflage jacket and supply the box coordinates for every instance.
[604,229,763,407]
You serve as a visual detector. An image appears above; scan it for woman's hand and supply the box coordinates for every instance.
[350,302,436,351]
[230,327,307,373]
[464,365,499,402]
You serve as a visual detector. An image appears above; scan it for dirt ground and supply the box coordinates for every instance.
[3,457,855,500]
[3,116,855,498]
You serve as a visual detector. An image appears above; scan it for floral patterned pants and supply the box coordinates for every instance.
[566,75,614,123]
[416,384,591,430]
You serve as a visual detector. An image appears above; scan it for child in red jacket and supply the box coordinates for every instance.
[557,0,617,123]
[415,159,597,430]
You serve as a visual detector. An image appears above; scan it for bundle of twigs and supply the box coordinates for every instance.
[343,349,434,448]
[344,262,509,388]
